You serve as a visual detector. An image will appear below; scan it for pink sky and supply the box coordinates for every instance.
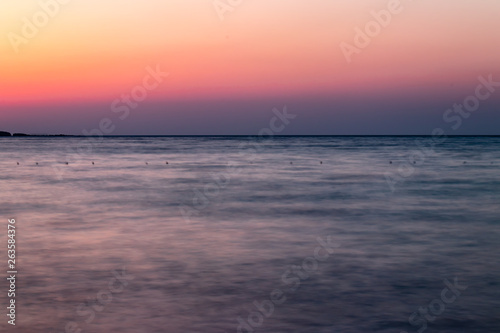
[0,0,499,134]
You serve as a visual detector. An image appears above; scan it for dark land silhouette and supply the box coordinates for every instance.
[0,131,70,137]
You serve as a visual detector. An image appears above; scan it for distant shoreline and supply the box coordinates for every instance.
[0,131,73,137]
[0,133,499,138]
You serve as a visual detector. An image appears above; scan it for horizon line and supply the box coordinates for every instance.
[1,135,500,138]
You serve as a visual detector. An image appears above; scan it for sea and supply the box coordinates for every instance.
[0,136,499,332]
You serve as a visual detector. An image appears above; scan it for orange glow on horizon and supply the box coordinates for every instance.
[0,0,499,106]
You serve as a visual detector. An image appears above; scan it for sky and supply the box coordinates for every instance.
[0,0,499,135]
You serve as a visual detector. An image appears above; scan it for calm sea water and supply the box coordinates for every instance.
[0,136,499,332]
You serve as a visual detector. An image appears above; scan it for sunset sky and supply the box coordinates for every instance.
[1,0,499,135]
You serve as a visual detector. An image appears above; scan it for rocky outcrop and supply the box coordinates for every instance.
[13,133,28,136]
[0,131,12,136]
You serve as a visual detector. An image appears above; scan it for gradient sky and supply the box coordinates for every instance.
[1,0,499,135]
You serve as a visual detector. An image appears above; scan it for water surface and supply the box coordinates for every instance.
[0,136,499,332]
